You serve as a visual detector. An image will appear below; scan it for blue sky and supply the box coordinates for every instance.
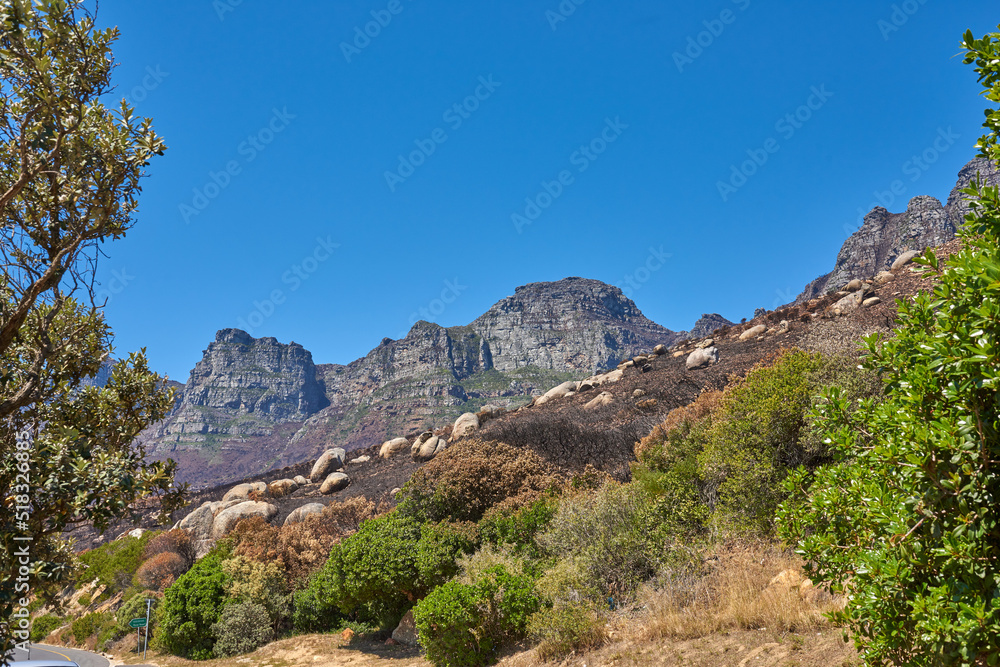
[95,1,998,382]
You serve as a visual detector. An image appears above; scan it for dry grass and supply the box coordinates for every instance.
[639,541,840,640]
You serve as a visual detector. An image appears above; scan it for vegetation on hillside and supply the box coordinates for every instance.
[778,25,1000,665]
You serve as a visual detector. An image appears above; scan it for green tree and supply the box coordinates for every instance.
[0,0,176,656]
[154,547,231,660]
[778,27,1000,665]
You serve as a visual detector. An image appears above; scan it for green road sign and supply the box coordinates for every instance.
[129,618,147,629]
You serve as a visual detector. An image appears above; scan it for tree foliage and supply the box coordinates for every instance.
[0,1,176,654]
[778,27,1000,665]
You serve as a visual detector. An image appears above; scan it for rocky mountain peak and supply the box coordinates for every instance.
[798,156,999,302]
[686,313,735,340]
[473,277,680,373]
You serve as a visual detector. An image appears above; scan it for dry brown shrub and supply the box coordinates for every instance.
[143,529,196,568]
[640,541,839,640]
[634,390,722,461]
[400,438,561,523]
[135,552,186,591]
[229,497,379,584]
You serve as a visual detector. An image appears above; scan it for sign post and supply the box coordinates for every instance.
[144,599,152,660]
[129,617,147,654]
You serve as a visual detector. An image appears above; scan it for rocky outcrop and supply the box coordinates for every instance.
[155,329,327,445]
[685,314,735,340]
[946,156,1000,224]
[799,157,1000,302]
[799,195,954,301]
[472,278,682,373]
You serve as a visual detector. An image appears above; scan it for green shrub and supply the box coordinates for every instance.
[77,593,92,608]
[316,512,477,629]
[478,498,557,561]
[70,611,111,645]
[415,521,478,588]
[528,603,606,661]
[697,350,827,535]
[322,512,423,628]
[78,531,159,596]
[537,483,673,601]
[211,602,274,657]
[29,614,64,642]
[779,28,1000,664]
[413,565,541,667]
[154,545,231,659]
[292,567,342,634]
[113,593,158,645]
[222,556,292,632]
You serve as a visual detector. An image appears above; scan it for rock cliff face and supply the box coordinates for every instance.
[472,278,680,373]
[798,157,1000,301]
[147,279,681,488]
[685,313,735,340]
[154,329,326,444]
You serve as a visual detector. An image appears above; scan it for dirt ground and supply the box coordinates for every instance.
[111,626,856,667]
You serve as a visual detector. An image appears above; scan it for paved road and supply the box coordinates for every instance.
[9,642,110,667]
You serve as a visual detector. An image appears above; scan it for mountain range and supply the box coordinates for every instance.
[142,156,1000,489]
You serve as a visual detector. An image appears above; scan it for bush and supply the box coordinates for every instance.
[134,552,186,591]
[314,512,477,629]
[211,602,273,657]
[78,531,158,596]
[478,498,557,561]
[537,483,674,601]
[779,29,1000,664]
[399,438,559,524]
[322,511,423,627]
[154,545,231,659]
[222,556,292,632]
[697,350,828,535]
[229,497,377,585]
[143,529,196,569]
[70,611,112,645]
[292,567,342,634]
[415,521,478,588]
[29,614,64,642]
[113,593,159,646]
[528,603,607,661]
[413,565,542,667]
